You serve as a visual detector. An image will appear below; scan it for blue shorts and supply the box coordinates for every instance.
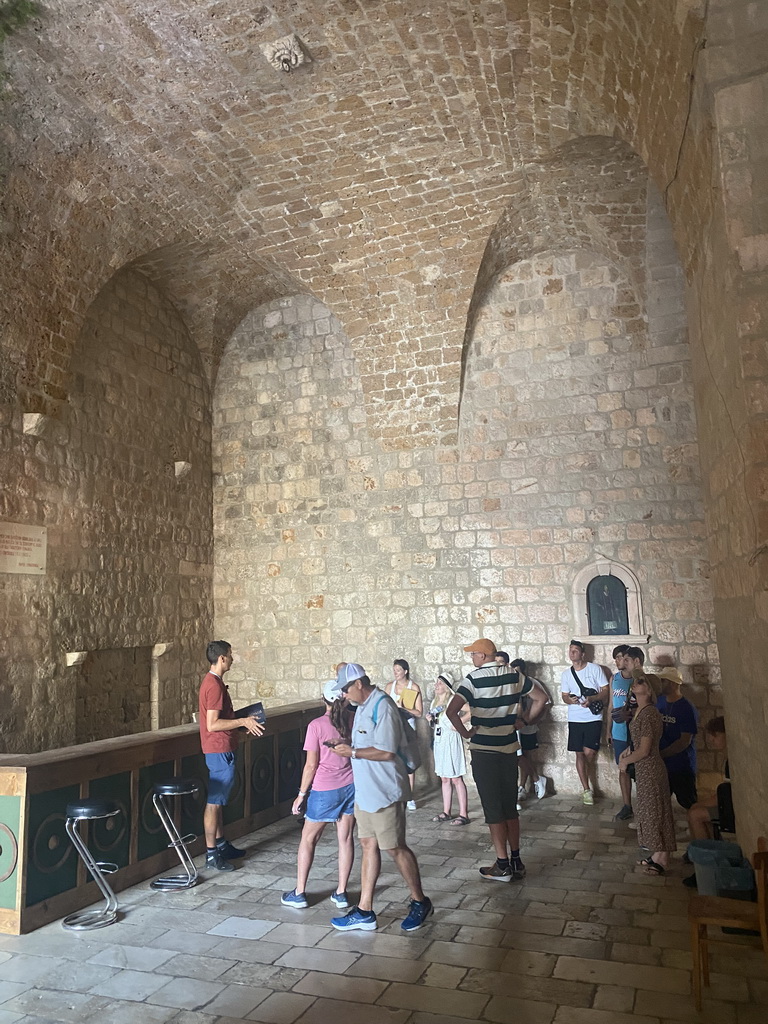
[205,751,236,805]
[612,739,630,765]
[305,783,355,823]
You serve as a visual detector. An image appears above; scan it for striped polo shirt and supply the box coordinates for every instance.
[456,663,532,754]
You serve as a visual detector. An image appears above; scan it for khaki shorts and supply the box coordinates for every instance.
[355,801,406,850]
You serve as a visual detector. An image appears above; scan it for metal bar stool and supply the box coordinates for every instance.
[151,778,200,891]
[62,799,121,931]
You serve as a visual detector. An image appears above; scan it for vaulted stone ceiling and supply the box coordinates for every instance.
[1,1,705,444]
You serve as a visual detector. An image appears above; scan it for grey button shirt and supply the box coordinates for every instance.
[350,687,410,813]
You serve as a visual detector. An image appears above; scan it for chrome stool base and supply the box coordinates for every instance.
[62,800,121,932]
[150,780,200,892]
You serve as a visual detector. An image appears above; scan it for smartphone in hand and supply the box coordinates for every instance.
[322,740,338,748]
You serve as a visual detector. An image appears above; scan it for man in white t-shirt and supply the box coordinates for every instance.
[560,640,608,805]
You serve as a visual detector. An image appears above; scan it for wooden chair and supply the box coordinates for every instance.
[689,839,768,1010]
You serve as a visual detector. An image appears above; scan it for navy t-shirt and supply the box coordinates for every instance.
[656,694,698,774]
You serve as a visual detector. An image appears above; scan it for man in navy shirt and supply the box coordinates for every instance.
[656,667,698,809]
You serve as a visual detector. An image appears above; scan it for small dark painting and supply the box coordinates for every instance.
[587,574,629,635]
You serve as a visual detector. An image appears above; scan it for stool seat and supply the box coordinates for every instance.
[153,779,200,798]
[150,776,200,891]
[65,799,119,820]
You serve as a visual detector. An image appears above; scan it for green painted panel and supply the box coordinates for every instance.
[88,773,130,870]
[222,746,245,827]
[180,753,207,839]
[277,729,302,802]
[0,795,21,910]
[25,784,79,907]
[138,761,174,861]
[249,735,275,814]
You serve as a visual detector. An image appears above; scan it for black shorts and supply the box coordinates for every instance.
[567,721,602,752]
[667,770,698,810]
[519,732,538,752]
[471,751,519,825]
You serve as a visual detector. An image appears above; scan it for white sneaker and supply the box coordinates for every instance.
[516,802,522,811]
[406,800,417,811]
[582,790,594,805]
[534,777,547,800]
[517,786,527,801]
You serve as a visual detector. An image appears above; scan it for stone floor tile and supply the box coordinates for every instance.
[293,971,387,1003]
[273,947,358,973]
[88,968,170,1001]
[610,941,662,964]
[482,995,558,1024]
[149,931,225,955]
[81,998,178,1023]
[262,924,331,948]
[376,981,489,1019]
[0,984,32,1005]
[193,983,271,1017]
[499,914,566,935]
[553,1007,660,1024]
[156,953,237,980]
[460,967,593,1007]
[451,925,505,946]
[0,954,67,985]
[419,963,466,988]
[344,954,425,984]
[635,988,738,1023]
[88,945,178,971]
[1,988,108,1022]
[563,920,608,940]
[207,938,292,965]
[244,991,316,1023]
[319,932,431,959]
[216,963,306,991]
[146,977,224,1010]
[501,931,607,959]
[292,996,409,1024]
[592,983,636,1011]
[206,918,280,941]
[34,960,118,993]
[553,955,690,994]
[0,1012,24,1024]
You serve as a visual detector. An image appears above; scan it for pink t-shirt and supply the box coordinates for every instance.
[304,714,354,792]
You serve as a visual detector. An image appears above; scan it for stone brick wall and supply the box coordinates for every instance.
[213,183,720,795]
[0,268,212,752]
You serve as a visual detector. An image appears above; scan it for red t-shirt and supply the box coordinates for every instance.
[199,671,238,754]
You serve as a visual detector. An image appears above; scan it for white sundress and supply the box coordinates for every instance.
[431,705,467,779]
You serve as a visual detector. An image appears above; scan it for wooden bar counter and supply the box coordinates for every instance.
[0,701,323,934]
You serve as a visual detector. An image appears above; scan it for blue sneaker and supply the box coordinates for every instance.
[329,890,350,908]
[331,906,377,931]
[400,897,433,933]
[281,889,308,908]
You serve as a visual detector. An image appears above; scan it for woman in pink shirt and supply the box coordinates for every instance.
[281,680,355,909]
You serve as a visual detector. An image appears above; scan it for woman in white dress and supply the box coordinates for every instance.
[387,658,423,810]
[427,673,471,825]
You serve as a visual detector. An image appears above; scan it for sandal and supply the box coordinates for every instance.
[432,812,452,822]
[450,816,470,826]
[637,857,665,876]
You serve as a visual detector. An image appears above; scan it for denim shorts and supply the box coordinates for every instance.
[205,751,236,805]
[305,783,355,823]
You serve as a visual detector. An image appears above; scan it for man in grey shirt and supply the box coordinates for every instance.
[327,663,433,933]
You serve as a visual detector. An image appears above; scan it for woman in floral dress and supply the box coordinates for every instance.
[619,672,677,875]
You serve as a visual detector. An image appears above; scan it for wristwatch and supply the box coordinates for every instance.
[351,749,357,759]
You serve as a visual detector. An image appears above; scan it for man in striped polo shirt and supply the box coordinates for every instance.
[446,638,547,881]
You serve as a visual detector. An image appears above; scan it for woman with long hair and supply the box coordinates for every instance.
[619,672,677,875]
[282,681,355,908]
[427,672,470,825]
[387,658,423,810]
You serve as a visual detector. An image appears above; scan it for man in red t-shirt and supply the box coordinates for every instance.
[199,640,264,870]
